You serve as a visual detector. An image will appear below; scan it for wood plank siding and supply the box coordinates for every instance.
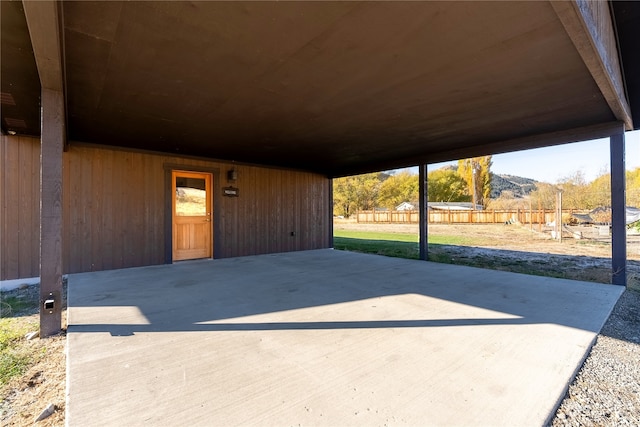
[1,135,41,279]
[1,135,331,280]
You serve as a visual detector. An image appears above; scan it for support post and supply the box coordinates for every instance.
[22,0,66,337]
[328,178,334,248]
[40,88,64,336]
[419,164,428,261]
[610,129,626,286]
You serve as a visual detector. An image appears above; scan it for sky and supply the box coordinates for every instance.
[424,129,640,184]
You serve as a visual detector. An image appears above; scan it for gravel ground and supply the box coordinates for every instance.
[551,289,640,426]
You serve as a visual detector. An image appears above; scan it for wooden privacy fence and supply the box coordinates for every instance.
[356,209,577,224]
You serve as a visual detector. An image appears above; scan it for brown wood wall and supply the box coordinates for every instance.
[1,135,331,280]
[1,135,41,280]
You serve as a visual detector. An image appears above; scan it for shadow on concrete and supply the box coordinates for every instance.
[68,249,623,337]
[70,318,540,336]
[66,249,625,426]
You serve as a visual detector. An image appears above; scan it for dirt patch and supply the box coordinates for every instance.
[1,284,67,427]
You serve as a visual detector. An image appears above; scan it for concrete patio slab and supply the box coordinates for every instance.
[66,249,623,426]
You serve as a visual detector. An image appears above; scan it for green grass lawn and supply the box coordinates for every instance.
[1,293,42,388]
[333,236,419,259]
[0,317,36,387]
[332,229,615,284]
[334,230,486,245]
[332,230,487,260]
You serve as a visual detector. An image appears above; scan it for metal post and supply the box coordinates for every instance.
[610,130,626,286]
[419,164,428,260]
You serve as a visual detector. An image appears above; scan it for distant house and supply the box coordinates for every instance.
[428,202,483,211]
[569,206,640,225]
[395,202,416,211]
[627,207,640,225]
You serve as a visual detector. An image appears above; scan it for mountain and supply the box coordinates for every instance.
[426,165,539,199]
[490,173,539,198]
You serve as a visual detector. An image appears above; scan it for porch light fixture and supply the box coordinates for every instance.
[227,168,237,182]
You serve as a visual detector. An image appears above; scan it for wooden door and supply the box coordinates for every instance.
[172,171,212,261]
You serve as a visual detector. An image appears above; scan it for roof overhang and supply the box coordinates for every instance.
[2,1,637,176]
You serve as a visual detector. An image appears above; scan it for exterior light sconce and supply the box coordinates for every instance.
[224,166,239,197]
[227,168,237,182]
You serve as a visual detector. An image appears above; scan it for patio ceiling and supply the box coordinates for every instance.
[1,1,638,177]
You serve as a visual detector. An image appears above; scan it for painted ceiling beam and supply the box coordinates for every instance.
[334,121,624,178]
[551,0,633,130]
[22,0,64,92]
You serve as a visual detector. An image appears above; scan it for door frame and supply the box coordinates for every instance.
[163,164,221,264]
[172,170,212,261]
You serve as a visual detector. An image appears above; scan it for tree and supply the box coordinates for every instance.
[378,170,418,210]
[585,168,640,210]
[457,156,492,208]
[627,168,640,208]
[333,172,385,217]
[556,170,590,209]
[486,191,530,210]
[587,172,611,209]
[427,167,469,203]
[529,182,557,210]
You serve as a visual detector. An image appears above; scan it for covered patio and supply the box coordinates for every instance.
[1,1,638,422]
[67,249,622,426]
[2,0,639,341]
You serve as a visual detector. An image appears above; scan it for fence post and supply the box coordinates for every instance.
[539,200,543,232]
